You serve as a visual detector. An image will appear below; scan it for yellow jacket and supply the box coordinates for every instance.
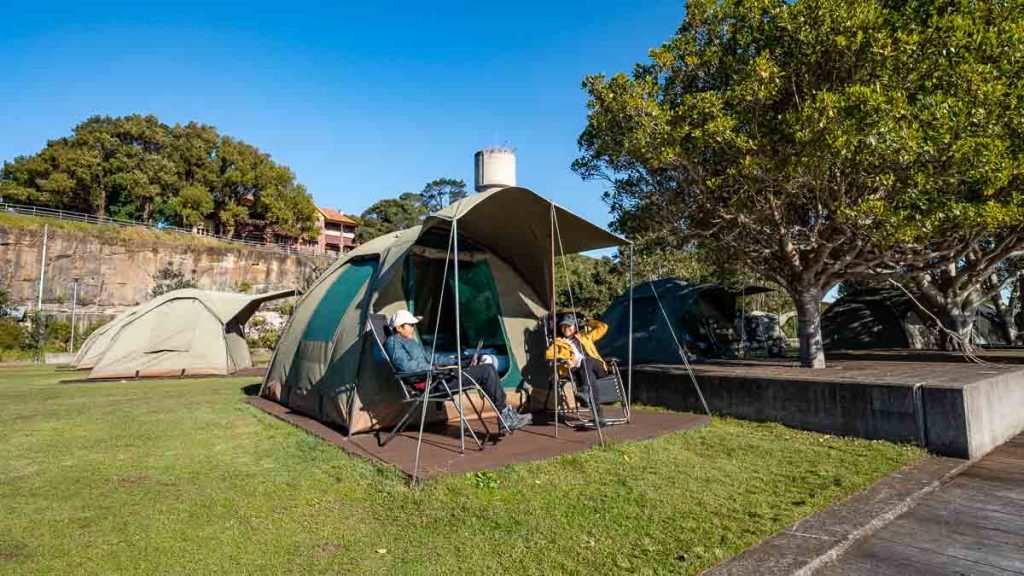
[545,320,608,374]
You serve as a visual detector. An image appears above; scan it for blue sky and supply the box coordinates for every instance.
[1,1,684,229]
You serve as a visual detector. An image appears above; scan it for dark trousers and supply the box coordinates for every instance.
[573,357,608,416]
[459,364,507,411]
[573,356,607,388]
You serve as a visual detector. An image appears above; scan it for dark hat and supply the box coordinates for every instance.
[557,313,578,327]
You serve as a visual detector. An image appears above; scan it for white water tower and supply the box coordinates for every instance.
[474,147,516,193]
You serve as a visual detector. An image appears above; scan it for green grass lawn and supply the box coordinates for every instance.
[0,365,923,575]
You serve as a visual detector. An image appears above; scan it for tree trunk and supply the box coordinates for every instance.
[792,287,826,369]
[938,308,974,351]
[991,288,1017,345]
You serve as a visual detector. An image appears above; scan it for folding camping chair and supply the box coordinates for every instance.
[541,314,630,427]
[367,314,507,451]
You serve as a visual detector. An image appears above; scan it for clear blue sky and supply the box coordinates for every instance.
[1,1,684,229]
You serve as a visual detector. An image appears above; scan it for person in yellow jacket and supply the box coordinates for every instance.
[545,313,610,423]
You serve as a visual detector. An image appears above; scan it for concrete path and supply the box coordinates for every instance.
[820,433,1024,575]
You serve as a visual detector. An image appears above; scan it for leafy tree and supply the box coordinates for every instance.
[575,0,1024,366]
[555,254,624,319]
[150,263,197,297]
[0,115,320,243]
[171,184,215,228]
[355,192,427,243]
[420,178,468,213]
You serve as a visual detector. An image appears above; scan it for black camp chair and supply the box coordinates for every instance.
[367,314,505,451]
[541,314,630,427]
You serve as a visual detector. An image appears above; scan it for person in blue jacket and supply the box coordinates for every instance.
[384,309,531,431]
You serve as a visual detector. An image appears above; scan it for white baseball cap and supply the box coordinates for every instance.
[390,309,420,328]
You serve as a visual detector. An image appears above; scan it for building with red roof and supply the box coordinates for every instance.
[316,207,359,256]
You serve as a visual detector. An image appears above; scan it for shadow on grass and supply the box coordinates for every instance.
[240,383,261,397]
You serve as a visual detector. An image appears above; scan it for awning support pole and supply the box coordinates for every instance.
[412,223,456,486]
[553,208,605,445]
[550,205,559,439]
[627,244,634,418]
[453,217,466,454]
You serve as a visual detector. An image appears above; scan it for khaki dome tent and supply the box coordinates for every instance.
[260,186,628,434]
[78,288,294,379]
[72,304,143,370]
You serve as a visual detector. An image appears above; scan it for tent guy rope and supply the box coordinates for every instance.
[648,278,713,416]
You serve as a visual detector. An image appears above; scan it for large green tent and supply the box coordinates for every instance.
[260,186,628,434]
[73,288,293,379]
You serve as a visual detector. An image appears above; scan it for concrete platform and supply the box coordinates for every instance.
[828,347,1024,365]
[632,360,1024,459]
[248,397,710,478]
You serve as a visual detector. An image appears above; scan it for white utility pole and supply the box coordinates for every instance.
[69,278,79,352]
[37,224,48,310]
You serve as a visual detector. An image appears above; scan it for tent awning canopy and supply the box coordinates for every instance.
[426,186,629,296]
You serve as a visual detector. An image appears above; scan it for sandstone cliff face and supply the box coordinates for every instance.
[0,218,327,316]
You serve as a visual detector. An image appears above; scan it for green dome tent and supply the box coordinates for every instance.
[260,186,629,434]
[821,287,1011,350]
[73,288,294,379]
[598,279,740,364]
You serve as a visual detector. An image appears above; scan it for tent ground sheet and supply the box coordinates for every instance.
[248,396,710,478]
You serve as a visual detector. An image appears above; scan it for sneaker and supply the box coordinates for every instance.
[500,406,532,432]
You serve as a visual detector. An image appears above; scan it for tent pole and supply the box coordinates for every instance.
[453,218,466,453]
[553,209,604,445]
[550,205,559,438]
[650,276,712,416]
[412,224,455,485]
[740,289,746,358]
[627,243,634,420]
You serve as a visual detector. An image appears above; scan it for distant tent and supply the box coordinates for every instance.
[971,304,1012,346]
[73,288,294,379]
[821,287,1010,350]
[260,186,628,434]
[598,279,740,364]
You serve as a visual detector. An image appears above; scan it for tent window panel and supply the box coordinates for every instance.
[451,261,507,351]
[303,259,379,342]
[404,255,514,377]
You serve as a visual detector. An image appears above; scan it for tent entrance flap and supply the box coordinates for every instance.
[403,253,522,388]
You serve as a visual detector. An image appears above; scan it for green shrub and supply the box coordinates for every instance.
[246,316,280,350]
[45,320,72,352]
[0,319,25,351]
[78,320,109,342]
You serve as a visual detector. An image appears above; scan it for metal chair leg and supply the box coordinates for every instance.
[380,398,422,447]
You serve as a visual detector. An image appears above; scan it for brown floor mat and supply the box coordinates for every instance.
[248,396,710,478]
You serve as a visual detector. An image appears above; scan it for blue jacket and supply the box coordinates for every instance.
[384,334,432,374]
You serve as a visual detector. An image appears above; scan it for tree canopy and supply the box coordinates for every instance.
[0,115,319,241]
[575,0,1024,366]
[420,178,468,213]
[355,192,428,243]
[354,178,469,243]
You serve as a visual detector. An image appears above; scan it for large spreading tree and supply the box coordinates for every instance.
[575,0,1024,367]
[356,177,470,243]
[0,114,319,241]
